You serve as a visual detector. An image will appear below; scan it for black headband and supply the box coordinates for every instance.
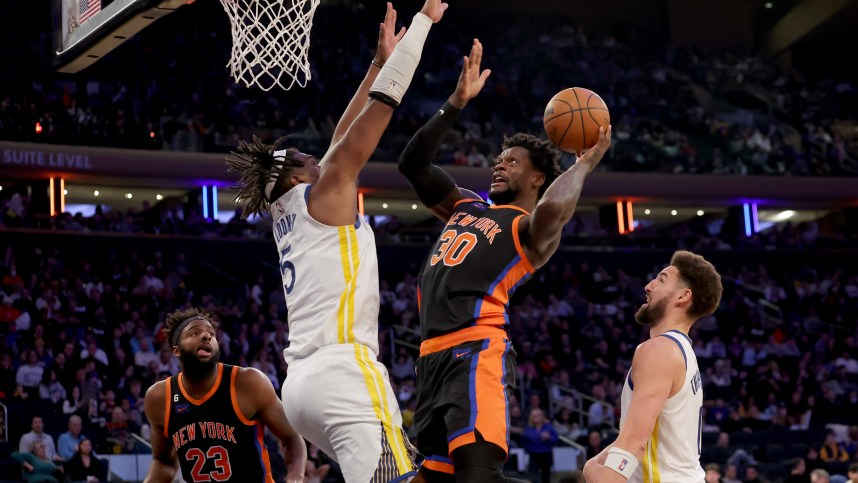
[171,316,208,346]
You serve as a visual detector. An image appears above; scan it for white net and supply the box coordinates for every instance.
[220,0,321,91]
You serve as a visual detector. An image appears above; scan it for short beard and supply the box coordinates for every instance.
[178,347,219,381]
[635,297,667,327]
[489,187,517,205]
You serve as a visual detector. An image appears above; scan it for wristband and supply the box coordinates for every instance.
[604,447,639,479]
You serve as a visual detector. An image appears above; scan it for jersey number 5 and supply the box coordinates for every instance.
[186,446,232,482]
[280,246,296,295]
[430,230,478,267]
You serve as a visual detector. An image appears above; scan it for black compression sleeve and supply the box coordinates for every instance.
[398,101,462,207]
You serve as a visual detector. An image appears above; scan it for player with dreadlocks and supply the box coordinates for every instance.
[224,1,449,481]
[143,308,306,483]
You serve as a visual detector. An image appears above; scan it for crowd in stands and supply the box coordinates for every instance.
[1,212,856,481]
[2,2,856,176]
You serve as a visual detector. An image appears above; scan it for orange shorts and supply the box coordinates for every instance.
[414,326,516,473]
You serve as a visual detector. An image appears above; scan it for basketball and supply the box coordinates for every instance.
[543,87,611,154]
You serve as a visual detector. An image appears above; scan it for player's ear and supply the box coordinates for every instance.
[533,171,545,190]
[171,345,180,357]
[676,288,692,306]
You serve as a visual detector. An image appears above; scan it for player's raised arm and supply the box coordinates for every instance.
[310,0,447,226]
[329,2,406,147]
[398,39,492,221]
[238,367,307,483]
[143,381,179,483]
[522,126,611,268]
[582,337,682,483]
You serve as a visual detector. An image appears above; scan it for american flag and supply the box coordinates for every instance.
[79,0,101,25]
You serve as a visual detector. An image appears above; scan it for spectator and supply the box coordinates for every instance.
[811,469,831,483]
[744,465,766,482]
[11,440,60,483]
[57,415,85,461]
[18,417,61,462]
[38,368,67,406]
[820,432,850,463]
[705,463,722,483]
[64,438,106,483]
[722,463,742,483]
[63,386,88,417]
[584,430,605,460]
[522,408,558,483]
[847,462,858,483]
[784,458,810,483]
[16,350,44,398]
[133,338,159,368]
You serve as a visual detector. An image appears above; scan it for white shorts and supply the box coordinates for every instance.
[282,343,417,483]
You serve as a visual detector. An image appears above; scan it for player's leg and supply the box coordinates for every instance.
[320,345,417,482]
[451,441,529,483]
[442,337,521,482]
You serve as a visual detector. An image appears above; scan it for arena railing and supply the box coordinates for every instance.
[549,383,619,434]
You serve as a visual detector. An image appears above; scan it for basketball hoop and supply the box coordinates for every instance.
[220,0,320,91]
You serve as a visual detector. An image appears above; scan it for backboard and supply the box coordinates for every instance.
[53,0,192,73]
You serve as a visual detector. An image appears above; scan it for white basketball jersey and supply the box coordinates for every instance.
[270,184,380,364]
[620,329,705,483]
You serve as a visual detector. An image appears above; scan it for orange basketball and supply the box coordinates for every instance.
[543,87,610,154]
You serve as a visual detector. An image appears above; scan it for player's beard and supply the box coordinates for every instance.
[635,297,668,327]
[178,346,220,381]
[489,186,517,205]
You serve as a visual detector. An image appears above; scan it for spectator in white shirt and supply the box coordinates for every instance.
[133,338,159,368]
[15,351,43,396]
[80,341,109,367]
[18,416,61,461]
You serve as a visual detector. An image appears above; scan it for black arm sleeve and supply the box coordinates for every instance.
[398,101,462,207]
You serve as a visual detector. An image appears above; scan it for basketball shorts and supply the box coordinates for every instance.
[282,343,418,483]
[413,326,516,474]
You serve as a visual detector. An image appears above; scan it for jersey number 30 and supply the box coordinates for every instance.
[186,446,231,482]
[430,230,478,267]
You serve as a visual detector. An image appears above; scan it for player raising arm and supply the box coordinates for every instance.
[583,251,722,483]
[398,40,611,482]
[224,1,448,481]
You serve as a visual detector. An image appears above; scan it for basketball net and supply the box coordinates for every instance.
[220,0,320,91]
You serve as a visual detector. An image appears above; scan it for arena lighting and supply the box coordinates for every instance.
[212,185,219,219]
[626,201,634,232]
[765,2,773,8]
[64,189,68,195]
[771,210,796,222]
[156,194,163,201]
[743,203,752,236]
[697,210,705,216]
[644,209,650,215]
[125,193,133,199]
[752,203,759,233]
[49,178,55,216]
[0,186,3,191]
[411,204,418,210]
[357,192,364,217]
[60,179,65,213]
[93,190,100,197]
[35,122,43,134]
[202,186,209,219]
[671,210,678,216]
[616,201,625,234]
[382,203,388,209]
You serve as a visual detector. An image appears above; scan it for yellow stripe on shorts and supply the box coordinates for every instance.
[354,344,411,475]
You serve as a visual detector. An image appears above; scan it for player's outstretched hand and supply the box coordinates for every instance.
[449,39,492,109]
[575,125,612,174]
[420,0,448,23]
[375,3,406,66]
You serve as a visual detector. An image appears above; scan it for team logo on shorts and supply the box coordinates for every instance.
[176,403,190,414]
[453,348,472,360]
